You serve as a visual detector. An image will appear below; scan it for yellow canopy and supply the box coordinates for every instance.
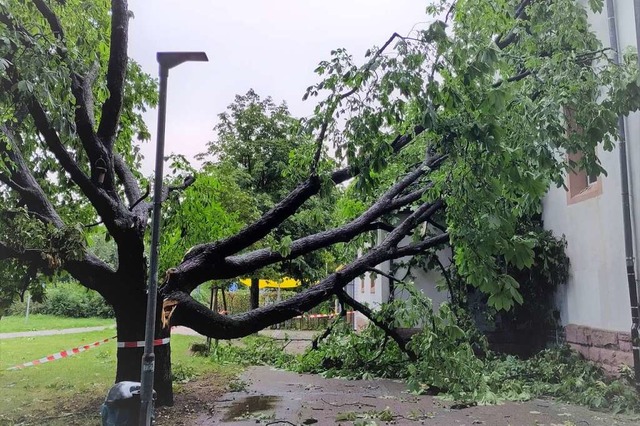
[238,277,301,289]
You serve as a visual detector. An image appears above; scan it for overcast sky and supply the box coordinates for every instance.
[127,0,429,174]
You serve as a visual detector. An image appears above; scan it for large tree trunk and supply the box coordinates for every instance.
[250,277,259,310]
[112,287,174,406]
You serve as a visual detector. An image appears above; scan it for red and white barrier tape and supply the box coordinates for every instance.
[7,336,116,370]
[293,311,354,319]
[117,337,170,348]
[7,336,172,370]
[7,310,349,371]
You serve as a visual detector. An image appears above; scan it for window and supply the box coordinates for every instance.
[567,150,601,204]
[370,276,375,294]
[564,108,602,204]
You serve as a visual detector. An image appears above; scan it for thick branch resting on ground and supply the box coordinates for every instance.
[335,289,417,361]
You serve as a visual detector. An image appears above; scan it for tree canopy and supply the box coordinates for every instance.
[194,90,340,288]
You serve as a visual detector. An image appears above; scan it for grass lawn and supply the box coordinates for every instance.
[0,314,115,333]
[0,331,239,425]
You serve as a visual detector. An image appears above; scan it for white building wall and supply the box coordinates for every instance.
[352,230,450,328]
[352,260,390,329]
[543,0,639,333]
[392,250,451,308]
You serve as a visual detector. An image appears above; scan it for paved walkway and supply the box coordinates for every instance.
[195,366,640,425]
[0,325,115,339]
[0,325,315,342]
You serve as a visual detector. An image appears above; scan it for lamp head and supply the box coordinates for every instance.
[157,52,208,70]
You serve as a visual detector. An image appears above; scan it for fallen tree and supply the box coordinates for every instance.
[0,0,638,405]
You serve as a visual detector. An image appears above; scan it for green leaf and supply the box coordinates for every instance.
[588,0,604,13]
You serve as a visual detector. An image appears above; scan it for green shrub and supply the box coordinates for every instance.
[44,285,112,318]
[209,335,294,368]
[6,282,113,318]
[291,283,640,413]
[486,347,640,413]
[40,283,114,318]
[171,362,197,383]
[5,299,45,316]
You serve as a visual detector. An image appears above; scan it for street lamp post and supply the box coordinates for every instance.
[139,51,208,426]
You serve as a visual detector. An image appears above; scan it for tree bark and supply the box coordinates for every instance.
[112,284,174,406]
[250,277,259,310]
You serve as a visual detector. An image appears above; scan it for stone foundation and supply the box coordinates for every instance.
[565,324,633,374]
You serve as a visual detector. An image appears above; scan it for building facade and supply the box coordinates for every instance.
[542,0,639,372]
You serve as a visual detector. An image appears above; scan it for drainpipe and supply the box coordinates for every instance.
[608,0,640,390]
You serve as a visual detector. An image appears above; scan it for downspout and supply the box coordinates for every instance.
[608,0,640,390]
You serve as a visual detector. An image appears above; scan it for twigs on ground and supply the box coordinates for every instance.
[320,398,376,408]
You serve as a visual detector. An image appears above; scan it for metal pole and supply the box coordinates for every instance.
[608,0,640,390]
[206,285,216,353]
[137,52,207,426]
[139,62,169,425]
[25,292,30,322]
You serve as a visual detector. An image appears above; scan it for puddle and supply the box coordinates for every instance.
[222,395,281,421]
